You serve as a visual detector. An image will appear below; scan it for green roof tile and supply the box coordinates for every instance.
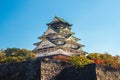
[47,16,72,26]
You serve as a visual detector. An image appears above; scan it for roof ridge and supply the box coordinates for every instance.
[54,16,67,22]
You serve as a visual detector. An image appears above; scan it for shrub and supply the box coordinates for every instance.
[69,55,94,68]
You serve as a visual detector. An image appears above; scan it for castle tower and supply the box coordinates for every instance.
[34,16,85,57]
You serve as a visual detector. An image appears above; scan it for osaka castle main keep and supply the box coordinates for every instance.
[33,16,86,57]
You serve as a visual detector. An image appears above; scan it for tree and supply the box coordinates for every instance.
[4,48,20,57]
[87,53,99,60]
[14,49,36,60]
[87,53,116,67]
[0,52,5,59]
[69,55,94,68]
[0,48,36,64]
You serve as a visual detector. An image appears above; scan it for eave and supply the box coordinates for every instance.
[33,42,41,46]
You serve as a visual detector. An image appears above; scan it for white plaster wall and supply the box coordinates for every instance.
[36,40,56,49]
[67,36,76,42]
[63,27,70,31]
[36,49,76,57]
[44,27,56,35]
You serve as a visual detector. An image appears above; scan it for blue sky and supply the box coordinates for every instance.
[0,0,120,55]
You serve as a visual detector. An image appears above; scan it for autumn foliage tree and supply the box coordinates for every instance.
[0,48,36,64]
[87,53,120,69]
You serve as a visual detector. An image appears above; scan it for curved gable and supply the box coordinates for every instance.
[44,27,56,35]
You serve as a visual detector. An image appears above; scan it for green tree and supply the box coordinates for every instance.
[69,55,94,68]
[4,48,20,57]
[0,52,5,59]
[14,49,36,60]
[99,53,113,60]
[0,48,36,64]
[87,53,99,60]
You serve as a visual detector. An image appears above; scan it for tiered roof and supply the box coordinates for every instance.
[47,16,72,26]
[34,16,85,55]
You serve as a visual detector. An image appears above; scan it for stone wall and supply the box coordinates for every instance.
[54,64,97,80]
[1,57,119,80]
[41,60,67,80]
[96,65,120,80]
[41,59,97,80]
[0,58,40,80]
[41,59,120,80]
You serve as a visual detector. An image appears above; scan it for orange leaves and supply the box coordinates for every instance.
[94,58,104,65]
[88,53,120,69]
[53,55,69,62]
